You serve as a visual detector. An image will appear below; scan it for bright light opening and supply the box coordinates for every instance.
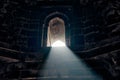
[52,40,66,47]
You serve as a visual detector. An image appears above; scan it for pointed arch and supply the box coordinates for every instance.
[41,12,70,47]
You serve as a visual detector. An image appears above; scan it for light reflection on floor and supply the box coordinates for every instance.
[39,46,103,80]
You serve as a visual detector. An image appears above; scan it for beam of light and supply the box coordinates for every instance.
[52,40,66,47]
[39,46,102,80]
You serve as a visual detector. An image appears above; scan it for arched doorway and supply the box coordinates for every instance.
[41,12,70,47]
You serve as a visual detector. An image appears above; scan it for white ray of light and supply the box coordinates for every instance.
[39,46,102,80]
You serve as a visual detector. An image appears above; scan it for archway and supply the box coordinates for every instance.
[41,12,70,47]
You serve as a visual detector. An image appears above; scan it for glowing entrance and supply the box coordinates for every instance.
[47,17,66,47]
